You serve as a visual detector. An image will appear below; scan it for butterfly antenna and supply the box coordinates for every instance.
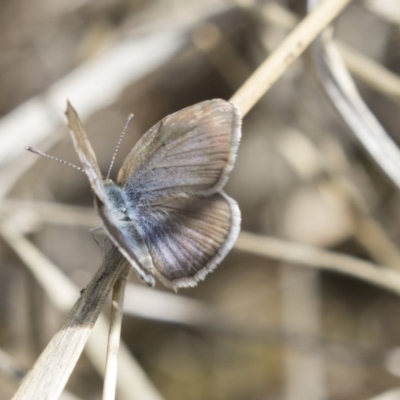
[25,146,84,173]
[106,113,134,180]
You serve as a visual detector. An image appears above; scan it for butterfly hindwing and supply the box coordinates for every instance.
[134,192,240,289]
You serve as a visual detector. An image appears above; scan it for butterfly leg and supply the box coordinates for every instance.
[89,226,109,256]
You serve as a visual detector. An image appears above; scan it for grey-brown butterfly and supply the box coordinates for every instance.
[62,99,241,290]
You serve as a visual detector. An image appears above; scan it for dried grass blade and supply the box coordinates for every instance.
[7,241,125,400]
[308,1,400,190]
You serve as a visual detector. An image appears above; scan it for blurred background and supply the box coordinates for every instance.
[1,0,400,399]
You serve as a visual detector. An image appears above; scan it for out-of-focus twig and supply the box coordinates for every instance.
[0,200,98,229]
[368,387,400,400]
[365,0,400,26]
[338,42,400,103]
[0,348,25,385]
[235,231,400,296]
[280,266,326,400]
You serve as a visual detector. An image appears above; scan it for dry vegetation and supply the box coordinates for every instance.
[1,0,400,399]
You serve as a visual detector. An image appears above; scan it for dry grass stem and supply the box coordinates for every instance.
[103,267,130,400]
[262,2,400,103]
[229,0,351,115]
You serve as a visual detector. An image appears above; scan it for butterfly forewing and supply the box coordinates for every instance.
[65,102,106,201]
[117,100,241,199]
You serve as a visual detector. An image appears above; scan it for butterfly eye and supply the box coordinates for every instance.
[121,207,131,222]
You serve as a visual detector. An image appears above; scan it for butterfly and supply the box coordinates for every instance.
[65,99,241,290]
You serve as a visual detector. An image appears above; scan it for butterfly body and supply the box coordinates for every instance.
[66,99,242,290]
[99,181,156,287]
[103,181,131,222]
